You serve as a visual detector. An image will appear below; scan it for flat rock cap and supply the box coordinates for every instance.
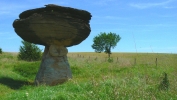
[19,4,92,22]
[13,4,92,47]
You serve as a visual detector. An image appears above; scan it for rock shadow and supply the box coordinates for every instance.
[0,77,32,90]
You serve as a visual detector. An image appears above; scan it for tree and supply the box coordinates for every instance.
[92,32,121,58]
[0,48,2,54]
[18,40,42,61]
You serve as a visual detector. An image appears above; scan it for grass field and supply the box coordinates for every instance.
[0,52,177,100]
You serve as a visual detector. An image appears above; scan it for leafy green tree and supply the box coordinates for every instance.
[18,40,42,61]
[92,32,121,58]
[0,48,2,54]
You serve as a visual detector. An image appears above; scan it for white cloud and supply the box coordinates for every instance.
[164,6,176,9]
[156,14,177,18]
[129,0,175,9]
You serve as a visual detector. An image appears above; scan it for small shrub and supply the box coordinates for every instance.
[94,57,97,60]
[18,40,42,61]
[0,48,2,54]
[107,58,113,63]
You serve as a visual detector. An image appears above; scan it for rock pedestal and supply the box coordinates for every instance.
[13,4,91,86]
[35,45,72,86]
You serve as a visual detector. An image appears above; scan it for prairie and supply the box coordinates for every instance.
[0,52,177,100]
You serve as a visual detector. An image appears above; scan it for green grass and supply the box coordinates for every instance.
[0,52,177,100]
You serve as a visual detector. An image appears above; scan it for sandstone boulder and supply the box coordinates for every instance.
[13,4,92,47]
[35,45,72,86]
[13,4,92,86]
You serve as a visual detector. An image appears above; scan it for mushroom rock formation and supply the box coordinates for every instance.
[13,4,92,86]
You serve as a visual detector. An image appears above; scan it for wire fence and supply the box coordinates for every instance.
[67,53,167,67]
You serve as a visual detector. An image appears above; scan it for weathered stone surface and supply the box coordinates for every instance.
[13,4,91,86]
[13,4,92,47]
[35,45,72,86]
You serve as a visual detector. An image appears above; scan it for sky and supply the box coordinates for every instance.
[0,0,177,53]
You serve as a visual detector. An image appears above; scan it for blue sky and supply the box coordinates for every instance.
[0,0,177,53]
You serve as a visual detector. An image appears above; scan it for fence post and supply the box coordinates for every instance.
[156,58,157,67]
[117,57,118,62]
[134,58,136,65]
